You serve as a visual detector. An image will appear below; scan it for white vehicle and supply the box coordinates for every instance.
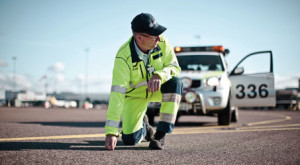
[147,46,275,125]
[49,96,77,108]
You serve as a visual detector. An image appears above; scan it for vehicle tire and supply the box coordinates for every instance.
[175,112,181,126]
[231,107,238,122]
[218,99,231,125]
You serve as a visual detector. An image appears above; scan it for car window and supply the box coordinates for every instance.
[234,52,271,74]
[177,55,225,71]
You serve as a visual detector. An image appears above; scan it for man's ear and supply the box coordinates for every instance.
[136,34,142,40]
[136,35,144,43]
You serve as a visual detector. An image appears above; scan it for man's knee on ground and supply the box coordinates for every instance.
[122,134,139,145]
[121,127,145,145]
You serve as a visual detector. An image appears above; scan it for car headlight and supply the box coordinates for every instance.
[181,77,192,89]
[185,91,197,103]
[206,77,220,86]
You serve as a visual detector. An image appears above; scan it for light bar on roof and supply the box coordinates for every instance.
[174,46,224,53]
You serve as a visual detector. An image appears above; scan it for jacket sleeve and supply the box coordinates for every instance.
[154,36,181,84]
[105,56,130,136]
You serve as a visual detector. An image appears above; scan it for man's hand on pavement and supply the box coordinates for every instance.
[105,135,117,151]
[148,74,162,93]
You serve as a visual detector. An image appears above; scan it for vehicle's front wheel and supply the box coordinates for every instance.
[218,99,231,125]
[175,112,181,126]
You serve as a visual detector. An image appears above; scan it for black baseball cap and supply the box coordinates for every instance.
[131,13,167,36]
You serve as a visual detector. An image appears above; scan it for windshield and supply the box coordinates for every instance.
[177,55,224,71]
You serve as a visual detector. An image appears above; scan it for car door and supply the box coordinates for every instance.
[229,51,276,107]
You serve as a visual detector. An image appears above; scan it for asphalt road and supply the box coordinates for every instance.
[0,107,299,165]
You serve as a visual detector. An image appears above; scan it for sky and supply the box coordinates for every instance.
[0,0,299,94]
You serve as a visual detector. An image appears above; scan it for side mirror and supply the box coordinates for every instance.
[225,49,230,54]
[233,67,244,75]
[223,49,230,56]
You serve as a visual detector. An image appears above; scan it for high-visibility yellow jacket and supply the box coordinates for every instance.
[105,35,181,136]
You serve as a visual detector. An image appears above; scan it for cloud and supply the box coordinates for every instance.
[76,74,84,85]
[275,74,300,89]
[0,58,112,94]
[55,73,65,83]
[88,74,112,93]
[72,74,112,94]
[48,62,65,72]
[41,74,112,94]
[0,72,6,82]
[0,73,31,90]
[15,75,31,89]
[0,60,8,67]
[0,59,112,93]
[43,62,69,92]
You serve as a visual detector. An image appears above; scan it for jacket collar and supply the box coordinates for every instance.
[129,36,161,63]
[152,45,161,53]
[130,37,141,63]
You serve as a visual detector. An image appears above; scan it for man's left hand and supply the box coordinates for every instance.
[148,74,161,93]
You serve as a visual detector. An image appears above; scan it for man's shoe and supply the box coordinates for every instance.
[144,115,154,141]
[149,136,165,150]
[149,131,166,150]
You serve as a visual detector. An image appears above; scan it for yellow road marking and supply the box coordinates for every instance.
[241,123,300,129]
[247,116,291,126]
[0,134,105,142]
[173,123,300,134]
[173,115,292,132]
[173,123,300,132]
[69,145,100,148]
[173,127,300,135]
[174,125,235,131]
[1,124,299,142]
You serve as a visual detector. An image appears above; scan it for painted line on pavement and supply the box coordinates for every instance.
[173,123,300,132]
[247,115,291,126]
[242,123,300,129]
[174,115,292,132]
[1,124,299,142]
[173,127,300,135]
[173,124,239,131]
[0,133,105,142]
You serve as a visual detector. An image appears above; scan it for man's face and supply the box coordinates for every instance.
[139,33,161,50]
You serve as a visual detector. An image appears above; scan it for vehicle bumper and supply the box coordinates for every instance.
[179,87,230,114]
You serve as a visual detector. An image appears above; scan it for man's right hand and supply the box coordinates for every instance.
[105,135,117,151]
